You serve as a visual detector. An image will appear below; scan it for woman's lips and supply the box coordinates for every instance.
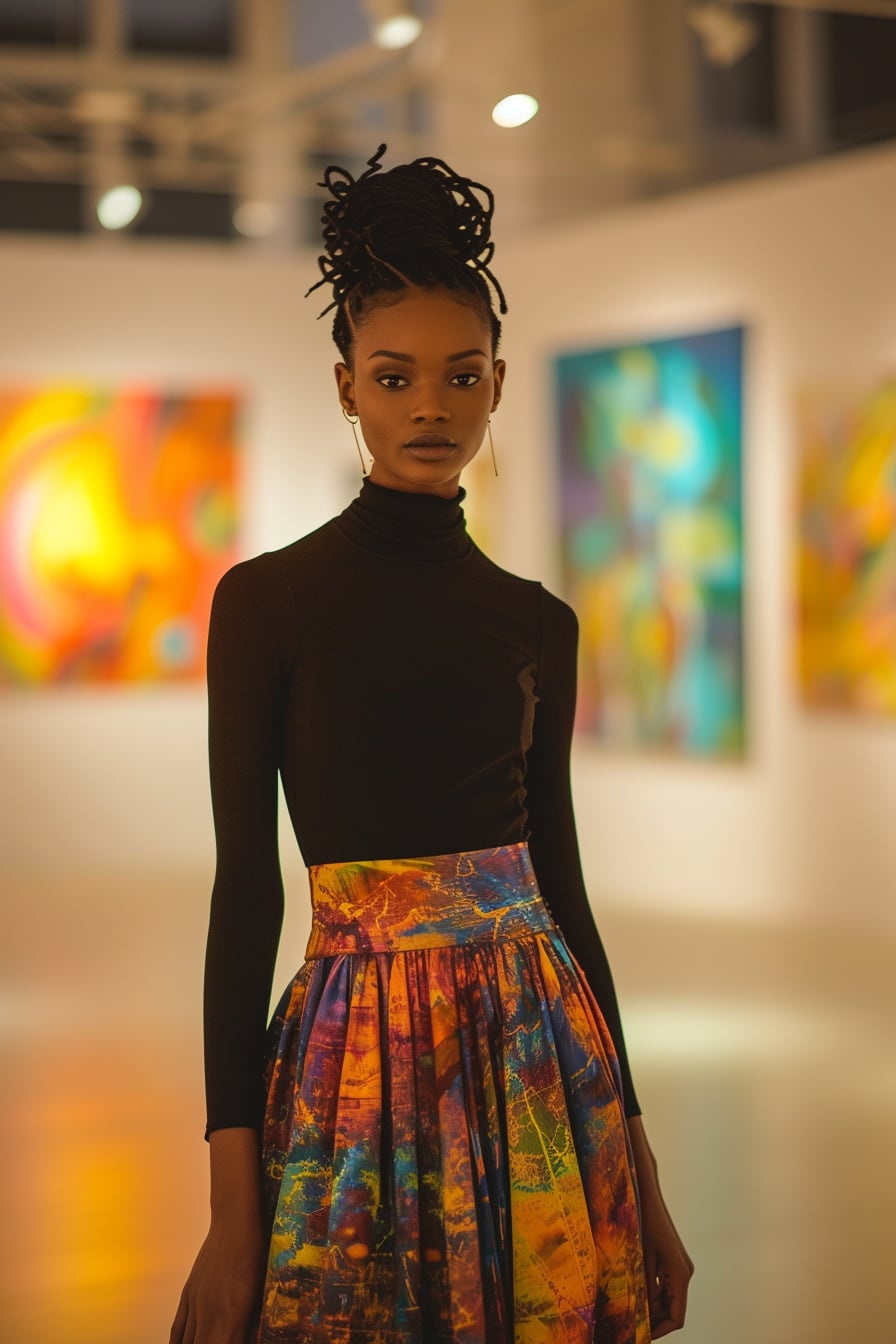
[404,433,458,460]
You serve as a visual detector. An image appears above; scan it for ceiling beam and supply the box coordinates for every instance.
[0,46,239,93]
[0,144,237,187]
[183,40,400,142]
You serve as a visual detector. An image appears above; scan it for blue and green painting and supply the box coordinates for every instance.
[554,326,745,757]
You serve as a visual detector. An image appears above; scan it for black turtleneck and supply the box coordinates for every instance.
[203,477,640,1136]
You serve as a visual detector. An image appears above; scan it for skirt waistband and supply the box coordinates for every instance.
[305,842,552,956]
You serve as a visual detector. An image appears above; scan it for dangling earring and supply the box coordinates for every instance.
[487,418,498,477]
[343,406,369,476]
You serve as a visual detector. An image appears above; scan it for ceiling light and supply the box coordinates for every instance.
[687,3,760,68]
[233,200,279,238]
[96,185,142,230]
[365,3,422,50]
[491,94,539,129]
[375,15,422,48]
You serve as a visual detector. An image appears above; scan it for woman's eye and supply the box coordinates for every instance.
[377,374,408,389]
[451,372,481,387]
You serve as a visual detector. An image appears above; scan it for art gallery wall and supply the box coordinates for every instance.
[1,140,895,937]
[495,140,896,930]
[1,241,338,895]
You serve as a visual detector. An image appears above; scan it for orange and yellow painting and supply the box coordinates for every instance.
[0,386,240,685]
[796,379,896,715]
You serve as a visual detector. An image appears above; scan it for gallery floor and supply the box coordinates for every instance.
[1,869,892,1344]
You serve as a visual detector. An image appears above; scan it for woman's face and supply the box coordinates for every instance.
[334,285,506,497]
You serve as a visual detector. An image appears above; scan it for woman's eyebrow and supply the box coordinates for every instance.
[366,348,488,362]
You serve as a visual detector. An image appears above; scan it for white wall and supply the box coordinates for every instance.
[2,142,895,933]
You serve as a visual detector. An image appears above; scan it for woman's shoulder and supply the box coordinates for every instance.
[210,546,297,628]
[214,516,343,597]
[213,547,284,597]
[538,582,578,629]
[470,548,578,630]
[467,542,540,593]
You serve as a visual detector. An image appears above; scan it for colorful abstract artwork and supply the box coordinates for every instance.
[0,386,240,685]
[795,379,896,716]
[554,326,745,756]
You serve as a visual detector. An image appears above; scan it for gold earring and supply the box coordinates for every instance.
[487,419,498,477]
[343,406,368,476]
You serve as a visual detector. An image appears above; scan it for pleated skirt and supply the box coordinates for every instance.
[256,843,650,1344]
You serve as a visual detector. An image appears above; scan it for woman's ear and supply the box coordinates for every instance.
[491,358,507,413]
[334,362,356,414]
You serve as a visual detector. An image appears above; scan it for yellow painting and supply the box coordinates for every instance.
[0,386,240,684]
[796,379,896,715]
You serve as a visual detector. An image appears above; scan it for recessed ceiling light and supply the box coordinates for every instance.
[373,14,422,48]
[96,185,142,230]
[364,1,422,50]
[687,2,759,67]
[233,200,279,238]
[492,94,539,129]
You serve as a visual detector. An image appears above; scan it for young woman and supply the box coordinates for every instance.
[171,145,693,1344]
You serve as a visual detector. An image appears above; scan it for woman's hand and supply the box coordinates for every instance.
[170,1127,267,1344]
[640,1184,694,1337]
[169,1217,266,1344]
[626,1115,695,1338]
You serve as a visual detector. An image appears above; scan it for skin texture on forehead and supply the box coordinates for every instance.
[341,282,497,369]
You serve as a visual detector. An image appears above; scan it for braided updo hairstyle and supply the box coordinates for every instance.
[306,143,508,363]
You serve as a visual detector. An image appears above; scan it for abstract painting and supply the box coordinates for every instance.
[554,326,745,756]
[0,386,240,685]
[795,379,896,716]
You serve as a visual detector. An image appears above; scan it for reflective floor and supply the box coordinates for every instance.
[1,871,893,1343]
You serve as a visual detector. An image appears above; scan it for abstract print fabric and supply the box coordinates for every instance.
[256,843,649,1344]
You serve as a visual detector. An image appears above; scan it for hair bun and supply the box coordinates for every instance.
[307,143,507,319]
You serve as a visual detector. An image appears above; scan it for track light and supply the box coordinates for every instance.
[492,94,539,129]
[687,2,760,68]
[96,184,142,230]
[233,200,279,238]
[364,1,422,50]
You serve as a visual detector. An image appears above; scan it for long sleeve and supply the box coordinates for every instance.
[202,554,293,1139]
[524,586,641,1118]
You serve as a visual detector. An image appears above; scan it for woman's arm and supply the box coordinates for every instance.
[203,555,291,1137]
[524,587,641,1116]
[525,587,693,1334]
[171,555,293,1343]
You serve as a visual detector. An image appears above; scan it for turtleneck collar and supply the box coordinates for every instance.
[336,476,473,562]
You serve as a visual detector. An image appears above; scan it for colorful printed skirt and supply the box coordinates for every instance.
[256,843,650,1344]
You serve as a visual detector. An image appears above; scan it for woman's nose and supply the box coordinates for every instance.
[411,385,449,421]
